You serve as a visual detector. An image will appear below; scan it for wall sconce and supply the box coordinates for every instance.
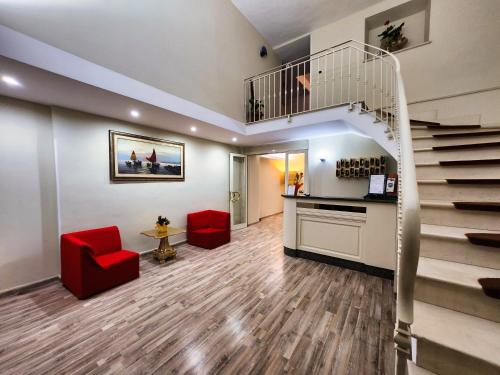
[317,149,330,163]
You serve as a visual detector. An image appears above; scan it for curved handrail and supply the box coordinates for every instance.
[350,39,421,323]
[348,42,422,373]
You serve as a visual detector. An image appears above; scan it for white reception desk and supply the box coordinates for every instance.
[283,195,397,279]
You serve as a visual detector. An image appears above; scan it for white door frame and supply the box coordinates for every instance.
[229,153,248,230]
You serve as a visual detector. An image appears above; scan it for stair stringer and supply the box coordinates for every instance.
[342,108,399,159]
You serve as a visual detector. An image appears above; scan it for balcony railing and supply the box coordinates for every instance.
[244,40,396,130]
[244,40,420,375]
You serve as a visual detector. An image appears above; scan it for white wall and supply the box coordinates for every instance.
[0,0,281,122]
[311,0,500,119]
[308,133,396,198]
[52,107,236,253]
[408,89,500,125]
[0,96,237,292]
[0,97,59,292]
[258,157,284,218]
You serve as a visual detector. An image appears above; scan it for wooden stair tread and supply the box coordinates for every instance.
[418,257,500,287]
[478,278,500,299]
[426,124,481,130]
[433,129,500,138]
[413,300,500,367]
[440,159,500,166]
[466,233,500,248]
[418,178,500,185]
[420,200,500,213]
[454,202,500,212]
[447,178,500,184]
[433,141,500,150]
[420,223,500,240]
[410,119,441,126]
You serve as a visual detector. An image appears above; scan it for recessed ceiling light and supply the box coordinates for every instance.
[190,126,197,132]
[232,137,237,142]
[130,110,140,118]
[1,75,21,87]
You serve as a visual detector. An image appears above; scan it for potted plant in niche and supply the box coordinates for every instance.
[378,20,408,53]
[156,216,170,233]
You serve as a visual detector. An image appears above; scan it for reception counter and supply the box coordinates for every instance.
[282,195,397,279]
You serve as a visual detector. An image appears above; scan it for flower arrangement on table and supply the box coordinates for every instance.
[378,20,408,53]
[294,172,304,196]
[156,216,170,233]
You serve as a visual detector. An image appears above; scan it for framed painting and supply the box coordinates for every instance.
[109,131,185,181]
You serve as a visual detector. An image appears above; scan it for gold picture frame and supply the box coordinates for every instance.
[109,130,185,182]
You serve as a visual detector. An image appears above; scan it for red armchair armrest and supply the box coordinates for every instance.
[61,234,110,268]
[62,235,93,253]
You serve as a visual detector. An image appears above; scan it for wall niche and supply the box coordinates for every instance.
[365,0,431,54]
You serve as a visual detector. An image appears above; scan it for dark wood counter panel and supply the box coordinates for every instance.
[281,194,397,204]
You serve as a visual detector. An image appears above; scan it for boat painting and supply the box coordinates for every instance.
[109,131,185,181]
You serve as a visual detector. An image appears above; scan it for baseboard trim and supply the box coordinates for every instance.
[259,212,284,220]
[284,247,394,280]
[0,275,60,298]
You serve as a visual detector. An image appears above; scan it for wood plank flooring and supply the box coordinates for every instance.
[0,214,395,374]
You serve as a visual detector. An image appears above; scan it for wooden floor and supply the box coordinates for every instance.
[0,214,395,375]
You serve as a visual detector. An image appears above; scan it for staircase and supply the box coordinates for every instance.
[244,39,500,375]
[409,117,500,375]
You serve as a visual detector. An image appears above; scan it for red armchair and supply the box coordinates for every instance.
[187,210,230,249]
[60,226,139,299]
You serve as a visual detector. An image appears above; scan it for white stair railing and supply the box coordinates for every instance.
[244,40,420,375]
[244,40,395,130]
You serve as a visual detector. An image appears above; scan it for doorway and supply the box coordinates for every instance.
[258,153,286,220]
[247,150,308,225]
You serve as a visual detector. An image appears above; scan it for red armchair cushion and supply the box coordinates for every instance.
[91,249,139,270]
[187,210,230,249]
[60,226,139,299]
[192,227,226,234]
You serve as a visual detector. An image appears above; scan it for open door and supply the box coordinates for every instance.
[229,153,247,230]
